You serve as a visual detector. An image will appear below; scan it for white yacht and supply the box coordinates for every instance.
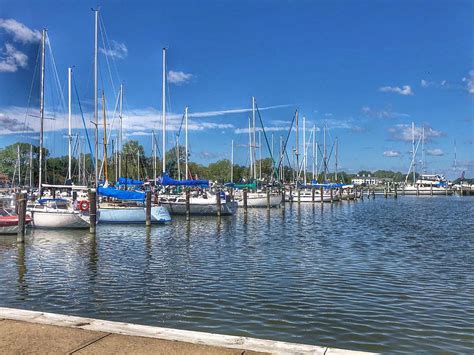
[29,198,91,229]
[159,190,238,216]
[402,174,453,195]
[234,191,281,208]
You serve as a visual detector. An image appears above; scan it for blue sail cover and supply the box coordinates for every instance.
[158,174,209,187]
[118,177,144,185]
[97,187,145,201]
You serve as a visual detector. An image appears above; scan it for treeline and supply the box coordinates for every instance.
[1,141,416,186]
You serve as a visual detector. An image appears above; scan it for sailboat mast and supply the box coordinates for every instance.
[17,144,21,186]
[67,67,72,180]
[38,29,46,197]
[312,125,315,181]
[29,144,33,189]
[102,91,108,182]
[252,96,257,180]
[248,116,253,179]
[335,137,338,182]
[185,106,189,180]
[412,122,416,183]
[421,126,425,174]
[258,130,262,180]
[162,47,166,174]
[119,83,123,177]
[303,116,306,184]
[323,125,327,182]
[93,9,99,187]
[231,139,234,183]
[295,110,299,183]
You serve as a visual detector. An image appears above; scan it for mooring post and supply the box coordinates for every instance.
[330,188,334,203]
[384,188,388,198]
[394,184,398,199]
[216,190,221,217]
[88,188,97,234]
[289,186,293,203]
[266,189,270,209]
[430,185,433,196]
[297,188,301,204]
[17,192,27,243]
[371,188,375,199]
[243,189,248,213]
[185,189,190,221]
[320,187,324,204]
[145,190,152,227]
[311,187,315,203]
[14,192,19,215]
[416,185,419,196]
[281,187,285,210]
[339,188,342,200]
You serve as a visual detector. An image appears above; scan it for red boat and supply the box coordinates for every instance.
[0,209,32,234]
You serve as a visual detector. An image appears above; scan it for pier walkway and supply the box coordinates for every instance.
[0,308,371,354]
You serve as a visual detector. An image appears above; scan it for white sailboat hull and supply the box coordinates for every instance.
[161,200,238,216]
[402,186,453,195]
[99,206,171,223]
[236,193,281,208]
[285,191,335,202]
[31,210,90,229]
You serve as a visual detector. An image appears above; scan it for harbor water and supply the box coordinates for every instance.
[0,197,473,353]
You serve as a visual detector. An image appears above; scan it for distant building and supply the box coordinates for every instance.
[351,175,393,186]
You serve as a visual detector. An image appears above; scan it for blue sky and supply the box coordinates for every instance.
[0,0,473,178]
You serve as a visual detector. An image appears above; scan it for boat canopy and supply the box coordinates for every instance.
[97,187,145,201]
[158,174,209,187]
[118,177,144,185]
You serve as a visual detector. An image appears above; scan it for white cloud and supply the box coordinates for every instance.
[361,106,410,119]
[0,18,41,44]
[388,124,444,142]
[421,79,449,89]
[426,148,444,156]
[0,103,288,135]
[168,70,193,85]
[383,150,401,157]
[100,40,128,59]
[462,70,474,95]
[379,85,414,96]
[0,43,28,72]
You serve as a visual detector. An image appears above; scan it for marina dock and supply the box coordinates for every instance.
[0,308,370,355]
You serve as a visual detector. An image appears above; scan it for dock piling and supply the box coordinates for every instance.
[185,189,190,221]
[216,190,221,217]
[266,189,270,209]
[17,192,27,243]
[145,190,152,227]
[243,189,248,213]
[312,187,315,203]
[320,187,323,204]
[88,189,97,234]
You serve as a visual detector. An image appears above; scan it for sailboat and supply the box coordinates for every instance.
[402,123,453,195]
[232,97,281,208]
[157,49,237,215]
[28,29,92,229]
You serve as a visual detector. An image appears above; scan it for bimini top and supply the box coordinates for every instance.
[158,174,209,187]
[97,187,145,201]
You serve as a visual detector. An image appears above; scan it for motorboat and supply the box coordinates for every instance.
[0,208,32,234]
[29,198,91,229]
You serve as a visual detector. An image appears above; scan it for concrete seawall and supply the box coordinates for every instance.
[0,307,374,354]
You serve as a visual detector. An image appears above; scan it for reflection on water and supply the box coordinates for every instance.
[1,197,473,353]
